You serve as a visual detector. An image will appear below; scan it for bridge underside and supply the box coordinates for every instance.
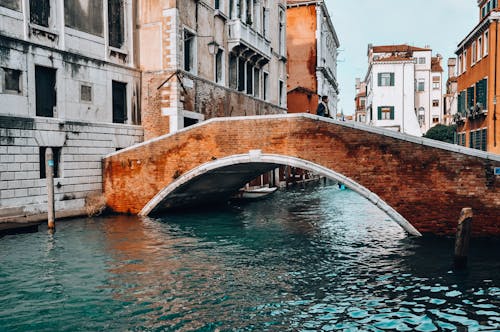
[148,162,280,215]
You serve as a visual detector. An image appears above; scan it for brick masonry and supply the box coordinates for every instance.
[103,114,500,237]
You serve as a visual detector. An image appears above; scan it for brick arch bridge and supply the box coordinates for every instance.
[103,114,500,236]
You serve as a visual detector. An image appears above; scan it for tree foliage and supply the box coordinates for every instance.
[423,124,457,144]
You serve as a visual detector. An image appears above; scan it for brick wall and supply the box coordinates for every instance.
[103,115,500,237]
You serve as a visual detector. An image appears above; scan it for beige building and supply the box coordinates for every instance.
[444,58,458,126]
[138,0,288,139]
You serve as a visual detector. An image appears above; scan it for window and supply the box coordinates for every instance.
[377,106,394,120]
[482,5,487,18]
[229,54,237,89]
[378,72,394,86]
[458,55,462,75]
[418,57,426,64]
[215,0,221,10]
[417,80,425,92]
[253,68,260,98]
[0,0,21,11]
[432,77,440,90]
[455,132,466,146]
[39,147,61,179]
[108,0,124,48]
[183,117,198,128]
[467,86,475,110]
[80,84,92,102]
[30,0,50,27]
[246,64,253,95]
[432,116,439,124]
[475,78,488,109]
[215,49,224,84]
[112,81,127,124]
[65,0,103,36]
[484,31,489,56]
[238,58,245,92]
[481,128,487,151]
[263,7,269,38]
[433,99,439,107]
[2,68,21,94]
[183,29,195,73]
[278,9,285,56]
[35,66,56,117]
[263,72,269,101]
[472,41,477,64]
[418,107,425,127]
[463,50,467,72]
[279,80,284,106]
[478,36,483,60]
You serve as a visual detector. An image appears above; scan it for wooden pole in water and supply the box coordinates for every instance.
[46,147,55,230]
[454,207,473,269]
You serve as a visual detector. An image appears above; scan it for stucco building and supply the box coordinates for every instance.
[454,0,500,153]
[0,0,143,221]
[140,0,288,139]
[444,58,458,126]
[286,0,339,116]
[364,44,444,136]
[354,78,367,123]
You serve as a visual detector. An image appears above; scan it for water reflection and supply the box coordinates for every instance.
[0,183,498,331]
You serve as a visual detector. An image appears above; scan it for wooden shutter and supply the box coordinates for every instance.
[390,73,395,86]
[377,106,382,120]
[390,106,395,119]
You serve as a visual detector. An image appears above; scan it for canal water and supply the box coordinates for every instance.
[0,183,499,331]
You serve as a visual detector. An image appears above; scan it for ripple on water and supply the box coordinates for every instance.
[0,184,499,331]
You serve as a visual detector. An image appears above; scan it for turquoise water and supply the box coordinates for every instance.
[0,183,499,331]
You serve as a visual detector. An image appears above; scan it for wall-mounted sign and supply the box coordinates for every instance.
[48,160,54,167]
[495,167,500,176]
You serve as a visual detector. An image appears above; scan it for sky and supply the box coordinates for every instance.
[326,0,478,116]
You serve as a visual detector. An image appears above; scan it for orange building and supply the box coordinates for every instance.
[455,0,500,154]
[286,0,339,115]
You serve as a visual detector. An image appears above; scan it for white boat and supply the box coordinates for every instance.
[234,186,278,200]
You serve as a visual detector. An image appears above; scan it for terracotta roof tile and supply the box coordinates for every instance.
[373,55,414,62]
[371,44,431,53]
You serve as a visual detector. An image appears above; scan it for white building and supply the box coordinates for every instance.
[0,1,143,221]
[364,44,444,136]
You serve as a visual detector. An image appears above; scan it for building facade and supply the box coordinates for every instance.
[354,78,367,123]
[286,0,339,116]
[444,58,458,126]
[139,0,288,139]
[364,44,444,136]
[454,0,499,154]
[0,0,143,221]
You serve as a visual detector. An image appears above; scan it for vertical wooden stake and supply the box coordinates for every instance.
[46,147,55,230]
[454,207,473,269]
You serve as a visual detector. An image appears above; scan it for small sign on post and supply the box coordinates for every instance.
[494,167,500,176]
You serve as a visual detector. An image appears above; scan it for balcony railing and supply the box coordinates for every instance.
[227,19,271,62]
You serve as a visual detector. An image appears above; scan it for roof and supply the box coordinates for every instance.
[373,55,415,62]
[431,57,444,72]
[371,44,431,54]
[287,0,320,5]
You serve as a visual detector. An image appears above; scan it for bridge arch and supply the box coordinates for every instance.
[139,152,422,236]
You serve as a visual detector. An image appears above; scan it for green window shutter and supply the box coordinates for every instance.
[378,73,382,86]
[378,107,382,120]
[467,86,475,109]
[457,92,462,115]
[390,73,395,86]
[482,128,487,151]
[390,106,395,119]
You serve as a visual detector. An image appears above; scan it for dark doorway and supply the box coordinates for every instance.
[112,81,127,123]
[35,66,56,117]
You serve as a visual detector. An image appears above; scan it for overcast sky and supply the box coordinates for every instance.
[326,0,478,115]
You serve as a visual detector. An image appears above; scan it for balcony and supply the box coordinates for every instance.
[227,19,271,66]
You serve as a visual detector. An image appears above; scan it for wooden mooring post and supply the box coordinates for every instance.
[46,147,55,230]
[453,207,473,270]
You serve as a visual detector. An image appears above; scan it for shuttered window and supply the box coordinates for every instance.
[378,73,394,86]
[481,128,487,151]
[378,106,394,120]
[467,86,475,110]
[475,78,488,109]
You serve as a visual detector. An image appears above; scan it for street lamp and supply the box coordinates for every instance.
[207,40,220,55]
